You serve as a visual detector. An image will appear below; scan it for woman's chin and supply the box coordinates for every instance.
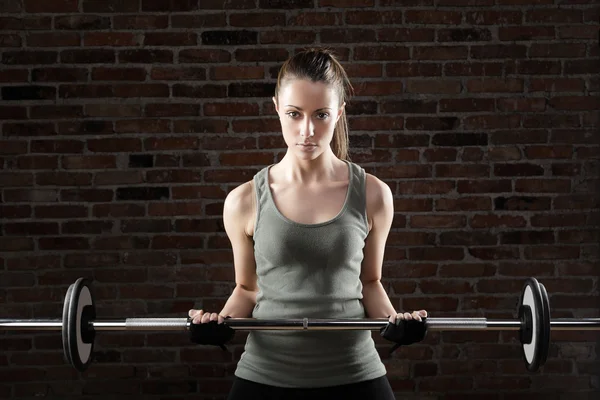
[294,149,322,160]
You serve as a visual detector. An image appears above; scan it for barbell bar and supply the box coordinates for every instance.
[1,277,599,373]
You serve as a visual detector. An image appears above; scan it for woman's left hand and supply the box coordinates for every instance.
[389,309,427,323]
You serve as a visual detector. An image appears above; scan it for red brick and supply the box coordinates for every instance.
[4,222,59,236]
[514,178,571,193]
[30,105,83,119]
[113,14,169,29]
[466,10,522,25]
[436,164,490,178]
[144,32,197,46]
[145,137,199,150]
[550,96,600,111]
[375,165,431,179]
[320,0,374,6]
[0,172,34,187]
[148,202,203,217]
[445,62,503,76]
[499,26,554,41]
[230,12,285,27]
[94,171,143,185]
[469,247,520,260]
[0,0,22,12]
[219,152,275,166]
[559,26,598,39]
[38,236,90,250]
[0,140,28,155]
[403,296,460,312]
[260,30,316,44]
[61,155,116,169]
[145,103,200,117]
[0,367,46,382]
[415,46,469,60]
[91,67,146,81]
[0,68,29,82]
[405,10,462,24]
[204,102,259,116]
[526,9,582,23]
[353,81,404,96]
[92,236,150,250]
[436,197,491,211]
[470,214,526,228]
[2,50,58,65]
[87,138,143,152]
[24,0,78,12]
[407,79,461,94]
[26,32,80,47]
[466,78,524,92]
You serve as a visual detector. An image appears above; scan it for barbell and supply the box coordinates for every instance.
[1,277,599,373]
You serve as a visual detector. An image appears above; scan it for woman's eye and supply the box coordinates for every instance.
[285,112,329,119]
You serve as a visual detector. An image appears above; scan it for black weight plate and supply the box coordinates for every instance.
[538,282,551,369]
[520,277,545,372]
[62,283,75,368]
[66,278,95,372]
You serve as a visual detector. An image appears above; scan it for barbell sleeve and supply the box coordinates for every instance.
[0,319,63,330]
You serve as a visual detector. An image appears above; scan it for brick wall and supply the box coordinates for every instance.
[1,0,599,398]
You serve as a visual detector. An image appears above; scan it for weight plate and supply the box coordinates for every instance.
[65,278,95,372]
[520,277,546,372]
[61,283,75,368]
[538,282,551,369]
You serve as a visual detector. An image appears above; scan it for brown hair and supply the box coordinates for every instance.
[274,47,354,161]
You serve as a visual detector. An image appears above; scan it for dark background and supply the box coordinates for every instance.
[1,0,599,398]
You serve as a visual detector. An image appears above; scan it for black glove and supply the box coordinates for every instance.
[189,317,235,351]
[380,317,427,354]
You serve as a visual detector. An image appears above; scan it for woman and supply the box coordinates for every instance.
[189,48,427,400]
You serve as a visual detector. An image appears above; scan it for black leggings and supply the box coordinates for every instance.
[226,376,396,400]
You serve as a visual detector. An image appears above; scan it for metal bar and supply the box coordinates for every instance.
[0,320,63,331]
[2,318,600,332]
[91,320,127,331]
[551,318,600,330]
[125,318,188,331]
[427,318,520,330]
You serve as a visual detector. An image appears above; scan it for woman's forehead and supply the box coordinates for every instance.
[278,79,339,104]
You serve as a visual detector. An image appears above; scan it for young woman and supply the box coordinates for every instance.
[188,48,427,400]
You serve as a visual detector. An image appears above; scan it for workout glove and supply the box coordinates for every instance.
[380,317,427,354]
[189,318,235,351]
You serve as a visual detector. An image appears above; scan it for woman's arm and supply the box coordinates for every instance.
[360,174,398,319]
[190,181,258,324]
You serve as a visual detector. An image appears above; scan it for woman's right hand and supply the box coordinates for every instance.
[188,309,226,324]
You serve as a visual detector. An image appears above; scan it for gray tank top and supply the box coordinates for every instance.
[234,160,387,388]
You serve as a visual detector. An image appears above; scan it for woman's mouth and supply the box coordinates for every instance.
[297,143,317,151]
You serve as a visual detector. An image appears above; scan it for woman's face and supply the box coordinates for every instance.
[273,79,345,161]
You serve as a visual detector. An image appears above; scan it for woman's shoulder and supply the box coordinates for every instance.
[364,171,393,209]
[224,180,255,217]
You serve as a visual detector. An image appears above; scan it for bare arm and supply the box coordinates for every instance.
[360,174,427,323]
[360,174,397,319]
[190,181,258,324]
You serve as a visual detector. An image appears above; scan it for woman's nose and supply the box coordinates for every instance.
[300,119,315,137]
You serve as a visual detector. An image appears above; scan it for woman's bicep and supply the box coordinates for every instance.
[360,175,394,283]
[223,183,258,291]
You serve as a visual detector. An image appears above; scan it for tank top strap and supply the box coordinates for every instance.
[252,165,272,236]
[345,161,369,234]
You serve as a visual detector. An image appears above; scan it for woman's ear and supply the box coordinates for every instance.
[272,96,279,114]
[336,101,346,122]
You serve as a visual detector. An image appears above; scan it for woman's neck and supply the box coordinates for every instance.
[276,150,344,184]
